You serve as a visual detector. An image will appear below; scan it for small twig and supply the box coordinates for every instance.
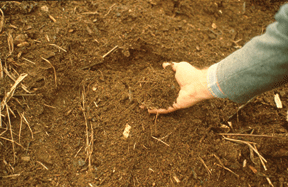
[253,144,267,171]
[227,98,253,121]
[49,44,67,52]
[0,8,4,33]
[223,136,256,145]
[8,24,17,29]
[12,67,19,77]
[223,136,267,162]
[81,85,93,171]
[249,146,256,164]
[160,132,173,140]
[266,176,274,187]
[81,45,119,70]
[213,154,239,178]
[20,112,33,139]
[48,15,56,22]
[1,73,28,110]
[7,32,14,56]
[102,45,118,58]
[43,103,56,109]
[1,173,21,178]
[18,111,23,143]
[41,57,57,88]
[151,136,170,147]
[0,136,25,149]
[82,11,99,15]
[223,136,267,170]
[74,146,83,158]
[36,161,49,170]
[22,57,36,65]
[218,133,285,139]
[3,67,30,93]
[104,3,116,17]
[215,164,239,178]
[198,157,212,176]
[0,125,8,136]
[6,104,16,118]
[4,160,14,173]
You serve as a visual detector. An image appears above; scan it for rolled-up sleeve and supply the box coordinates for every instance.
[207,3,288,103]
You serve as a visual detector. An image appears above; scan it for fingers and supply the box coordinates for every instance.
[163,62,192,71]
[148,107,176,114]
[148,103,181,114]
[163,62,178,71]
[162,62,171,69]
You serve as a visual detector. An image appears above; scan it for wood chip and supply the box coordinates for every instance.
[49,15,56,22]
[274,94,282,108]
[173,175,180,183]
[123,124,131,138]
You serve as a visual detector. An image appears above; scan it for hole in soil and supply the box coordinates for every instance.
[90,45,169,72]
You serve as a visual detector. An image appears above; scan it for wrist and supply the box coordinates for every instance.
[198,68,215,100]
[206,64,227,99]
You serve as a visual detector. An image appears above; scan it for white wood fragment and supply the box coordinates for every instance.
[21,156,30,162]
[220,124,229,129]
[123,124,131,138]
[243,159,247,168]
[266,177,274,187]
[41,5,49,12]
[274,94,283,108]
[173,175,180,183]
[227,121,233,129]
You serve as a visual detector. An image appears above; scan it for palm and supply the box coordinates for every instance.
[148,62,213,114]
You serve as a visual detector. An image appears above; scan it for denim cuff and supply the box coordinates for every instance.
[207,63,227,98]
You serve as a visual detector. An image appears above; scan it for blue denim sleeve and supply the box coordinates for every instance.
[207,3,288,103]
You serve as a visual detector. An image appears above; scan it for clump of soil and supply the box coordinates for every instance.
[133,65,180,109]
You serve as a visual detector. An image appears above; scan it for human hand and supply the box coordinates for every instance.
[148,62,214,114]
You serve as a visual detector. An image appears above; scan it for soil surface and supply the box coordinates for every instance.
[0,1,288,187]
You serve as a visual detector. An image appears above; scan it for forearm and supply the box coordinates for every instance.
[207,3,288,103]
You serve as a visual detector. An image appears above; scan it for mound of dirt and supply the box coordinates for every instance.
[133,65,180,109]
